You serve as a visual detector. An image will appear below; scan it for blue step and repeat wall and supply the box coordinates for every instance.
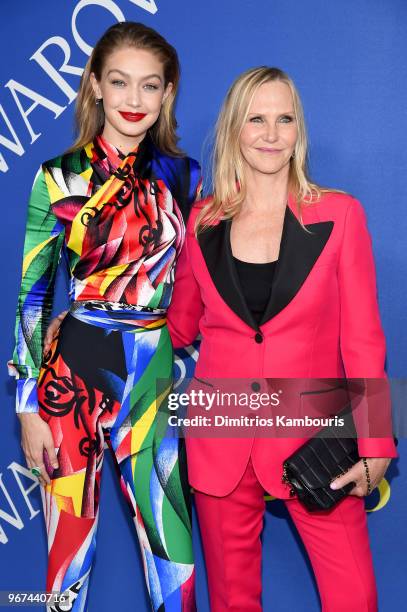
[1,1,406,610]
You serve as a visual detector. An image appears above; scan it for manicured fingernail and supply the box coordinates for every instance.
[52,463,58,468]
[330,482,338,490]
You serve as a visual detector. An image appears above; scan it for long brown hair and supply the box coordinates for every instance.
[71,22,182,155]
[196,66,338,234]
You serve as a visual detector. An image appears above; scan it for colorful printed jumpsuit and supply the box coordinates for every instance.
[9,133,201,611]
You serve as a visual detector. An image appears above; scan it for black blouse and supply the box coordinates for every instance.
[233,257,277,325]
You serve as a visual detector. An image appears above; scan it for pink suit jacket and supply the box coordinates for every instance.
[167,192,397,498]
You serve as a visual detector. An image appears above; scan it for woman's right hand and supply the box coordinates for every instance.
[43,310,68,355]
[18,413,59,486]
[23,309,68,485]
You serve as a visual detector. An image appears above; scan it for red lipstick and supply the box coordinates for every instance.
[119,111,146,122]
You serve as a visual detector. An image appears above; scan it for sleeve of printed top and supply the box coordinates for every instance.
[154,153,203,221]
[167,159,204,347]
[8,165,65,413]
[186,158,203,210]
[173,155,203,220]
[338,197,397,458]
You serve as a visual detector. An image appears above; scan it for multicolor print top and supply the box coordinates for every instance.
[9,133,201,412]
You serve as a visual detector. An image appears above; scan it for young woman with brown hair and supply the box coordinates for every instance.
[10,21,201,612]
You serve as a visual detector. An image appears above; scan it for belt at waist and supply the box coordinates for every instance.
[69,300,167,331]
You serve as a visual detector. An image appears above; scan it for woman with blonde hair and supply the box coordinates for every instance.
[10,21,200,611]
[167,66,397,610]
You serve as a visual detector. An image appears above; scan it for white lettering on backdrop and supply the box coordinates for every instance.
[0,464,40,545]
[31,36,84,104]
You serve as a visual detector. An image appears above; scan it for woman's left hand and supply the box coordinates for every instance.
[330,457,391,496]
[43,310,68,356]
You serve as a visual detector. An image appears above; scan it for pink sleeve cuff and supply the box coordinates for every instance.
[357,437,398,458]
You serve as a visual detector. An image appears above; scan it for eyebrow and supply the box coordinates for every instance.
[248,110,295,115]
[107,69,163,81]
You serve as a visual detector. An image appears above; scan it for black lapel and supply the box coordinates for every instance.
[198,206,334,330]
[198,220,259,330]
[260,207,334,325]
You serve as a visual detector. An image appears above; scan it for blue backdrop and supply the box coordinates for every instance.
[1,1,406,610]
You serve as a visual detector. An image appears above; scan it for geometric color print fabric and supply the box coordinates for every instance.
[38,310,195,611]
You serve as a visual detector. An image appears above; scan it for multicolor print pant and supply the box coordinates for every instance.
[37,303,195,611]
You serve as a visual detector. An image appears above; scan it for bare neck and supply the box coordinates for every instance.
[243,166,289,214]
[101,126,146,156]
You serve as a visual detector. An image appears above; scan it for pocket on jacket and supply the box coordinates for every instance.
[299,384,349,419]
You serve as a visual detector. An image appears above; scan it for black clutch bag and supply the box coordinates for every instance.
[282,410,359,512]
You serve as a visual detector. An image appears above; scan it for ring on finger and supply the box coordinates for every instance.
[31,466,42,477]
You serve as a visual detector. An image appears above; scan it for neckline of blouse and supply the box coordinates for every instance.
[233,256,278,267]
[94,133,149,169]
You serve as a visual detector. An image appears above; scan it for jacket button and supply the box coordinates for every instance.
[254,332,263,343]
[251,382,261,392]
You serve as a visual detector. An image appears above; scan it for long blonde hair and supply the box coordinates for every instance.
[196,66,331,233]
[70,22,182,156]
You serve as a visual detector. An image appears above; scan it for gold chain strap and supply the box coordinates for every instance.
[362,457,371,494]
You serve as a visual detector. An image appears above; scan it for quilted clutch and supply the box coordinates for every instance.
[282,410,359,511]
